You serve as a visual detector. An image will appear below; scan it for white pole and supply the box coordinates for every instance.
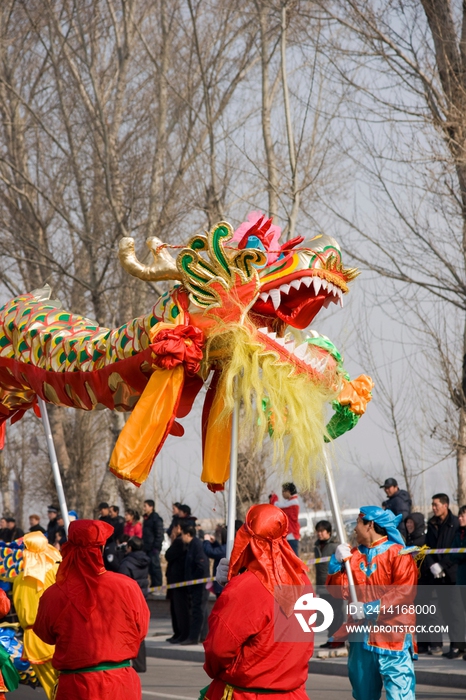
[38,397,70,535]
[323,448,358,604]
[226,378,240,558]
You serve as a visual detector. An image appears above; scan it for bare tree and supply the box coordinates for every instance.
[0,0,353,516]
[307,0,466,503]
[237,426,273,519]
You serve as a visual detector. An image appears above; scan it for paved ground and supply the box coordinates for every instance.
[7,656,466,699]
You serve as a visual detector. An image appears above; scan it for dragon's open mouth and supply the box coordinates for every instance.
[252,272,344,329]
[256,326,337,384]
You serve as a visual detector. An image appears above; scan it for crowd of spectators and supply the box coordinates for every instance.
[379,477,466,660]
[7,477,466,657]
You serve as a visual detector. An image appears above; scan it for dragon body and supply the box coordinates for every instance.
[0,212,373,489]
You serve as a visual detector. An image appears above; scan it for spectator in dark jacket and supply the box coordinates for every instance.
[404,512,433,654]
[451,504,466,659]
[46,506,59,545]
[119,536,150,597]
[203,526,227,598]
[0,517,8,542]
[404,512,425,547]
[180,523,210,645]
[179,504,197,528]
[100,504,124,572]
[28,514,46,534]
[165,518,189,644]
[54,514,67,549]
[380,478,411,536]
[109,505,125,543]
[451,505,466,587]
[3,517,24,542]
[313,520,344,647]
[118,536,149,673]
[166,503,183,538]
[98,502,112,524]
[142,500,164,587]
[425,493,465,658]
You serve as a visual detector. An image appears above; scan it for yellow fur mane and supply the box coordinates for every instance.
[205,321,340,488]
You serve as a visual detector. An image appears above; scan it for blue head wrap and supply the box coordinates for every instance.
[359,506,405,546]
[68,510,79,520]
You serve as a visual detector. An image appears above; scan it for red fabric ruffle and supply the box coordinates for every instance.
[151,325,204,375]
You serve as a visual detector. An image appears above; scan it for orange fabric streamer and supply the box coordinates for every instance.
[201,376,231,490]
[337,374,374,416]
[110,366,184,486]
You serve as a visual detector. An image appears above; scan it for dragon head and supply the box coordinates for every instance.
[232,211,358,332]
[119,212,358,385]
[116,214,368,489]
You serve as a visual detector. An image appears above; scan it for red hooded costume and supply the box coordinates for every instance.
[34,519,149,700]
[203,504,314,700]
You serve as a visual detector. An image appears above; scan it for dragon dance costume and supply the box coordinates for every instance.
[0,589,20,699]
[203,504,314,700]
[326,507,417,700]
[12,531,61,698]
[34,520,149,700]
[0,212,372,494]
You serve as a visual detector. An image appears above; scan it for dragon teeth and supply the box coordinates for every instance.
[321,279,328,290]
[294,343,308,359]
[313,277,322,295]
[302,277,312,288]
[269,289,281,310]
[259,292,269,302]
[256,328,328,375]
[279,283,290,295]
[290,279,301,290]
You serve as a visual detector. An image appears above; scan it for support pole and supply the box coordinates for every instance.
[226,378,240,558]
[38,397,70,535]
[324,448,358,604]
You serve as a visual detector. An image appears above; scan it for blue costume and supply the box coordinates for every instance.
[326,506,417,700]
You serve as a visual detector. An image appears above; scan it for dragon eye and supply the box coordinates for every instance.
[244,236,267,269]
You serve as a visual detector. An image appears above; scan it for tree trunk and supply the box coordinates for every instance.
[281,3,299,239]
[457,312,466,504]
[0,451,12,515]
[256,0,278,220]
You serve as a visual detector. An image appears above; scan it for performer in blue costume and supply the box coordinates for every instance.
[326,506,418,700]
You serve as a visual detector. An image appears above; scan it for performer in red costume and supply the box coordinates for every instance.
[326,506,418,700]
[34,520,150,700]
[203,504,314,700]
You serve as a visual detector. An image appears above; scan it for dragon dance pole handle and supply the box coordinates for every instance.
[226,377,240,559]
[38,397,70,535]
[323,448,358,604]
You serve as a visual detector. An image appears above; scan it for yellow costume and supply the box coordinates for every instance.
[12,532,61,699]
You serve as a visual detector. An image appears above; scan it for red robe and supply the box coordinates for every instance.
[204,571,313,700]
[34,571,149,700]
